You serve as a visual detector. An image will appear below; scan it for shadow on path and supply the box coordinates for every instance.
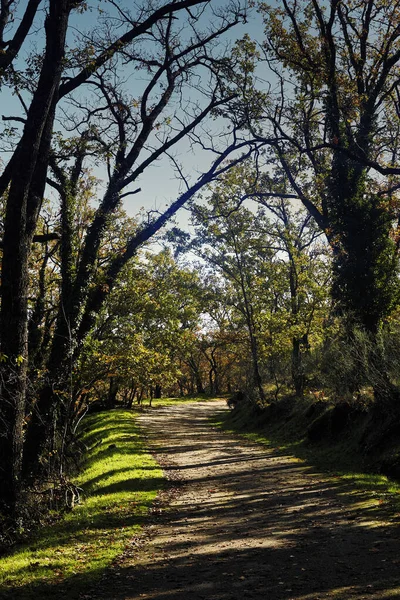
[97,402,400,600]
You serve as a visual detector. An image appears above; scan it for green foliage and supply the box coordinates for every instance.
[0,410,162,599]
[330,182,400,332]
[190,163,330,397]
[254,0,400,335]
[78,249,205,402]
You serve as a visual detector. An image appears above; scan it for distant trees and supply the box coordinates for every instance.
[189,163,329,400]
[79,249,205,408]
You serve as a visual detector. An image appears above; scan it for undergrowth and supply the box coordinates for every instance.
[0,410,163,599]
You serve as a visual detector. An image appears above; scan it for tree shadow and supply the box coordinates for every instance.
[4,402,400,599]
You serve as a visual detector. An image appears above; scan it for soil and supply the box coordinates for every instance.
[95,400,400,600]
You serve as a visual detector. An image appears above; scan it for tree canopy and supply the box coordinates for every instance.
[0,0,253,512]
[2,0,400,528]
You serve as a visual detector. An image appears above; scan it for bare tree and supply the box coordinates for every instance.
[0,0,255,512]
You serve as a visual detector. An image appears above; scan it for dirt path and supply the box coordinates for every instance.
[96,401,400,600]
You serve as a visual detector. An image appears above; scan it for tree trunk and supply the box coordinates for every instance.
[188,378,194,395]
[137,388,144,405]
[107,377,119,409]
[126,383,137,409]
[249,332,265,403]
[208,369,214,395]
[291,338,304,397]
[214,365,220,395]
[0,0,72,506]
[195,376,205,394]
[187,357,204,394]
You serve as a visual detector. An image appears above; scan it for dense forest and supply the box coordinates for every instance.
[1,0,400,538]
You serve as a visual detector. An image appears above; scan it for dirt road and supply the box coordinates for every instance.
[97,400,400,600]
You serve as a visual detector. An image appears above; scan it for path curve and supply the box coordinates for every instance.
[97,400,400,600]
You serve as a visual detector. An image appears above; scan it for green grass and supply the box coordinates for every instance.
[213,403,400,520]
[141,395,223,408]
[0,410,163,599]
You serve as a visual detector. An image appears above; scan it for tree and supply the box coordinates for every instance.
[256,198,327,397]
[191,190,272,402]
[190,163,329,399]
[78,249,204,408]
[248,0,400,335]
[0,0,255,512]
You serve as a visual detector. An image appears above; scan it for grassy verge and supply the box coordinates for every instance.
[0,410,163,599]
[213,400,400,519]
[140,395,222,408]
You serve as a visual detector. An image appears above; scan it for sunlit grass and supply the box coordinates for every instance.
[0,410,163,599]
[142,395,222,408]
